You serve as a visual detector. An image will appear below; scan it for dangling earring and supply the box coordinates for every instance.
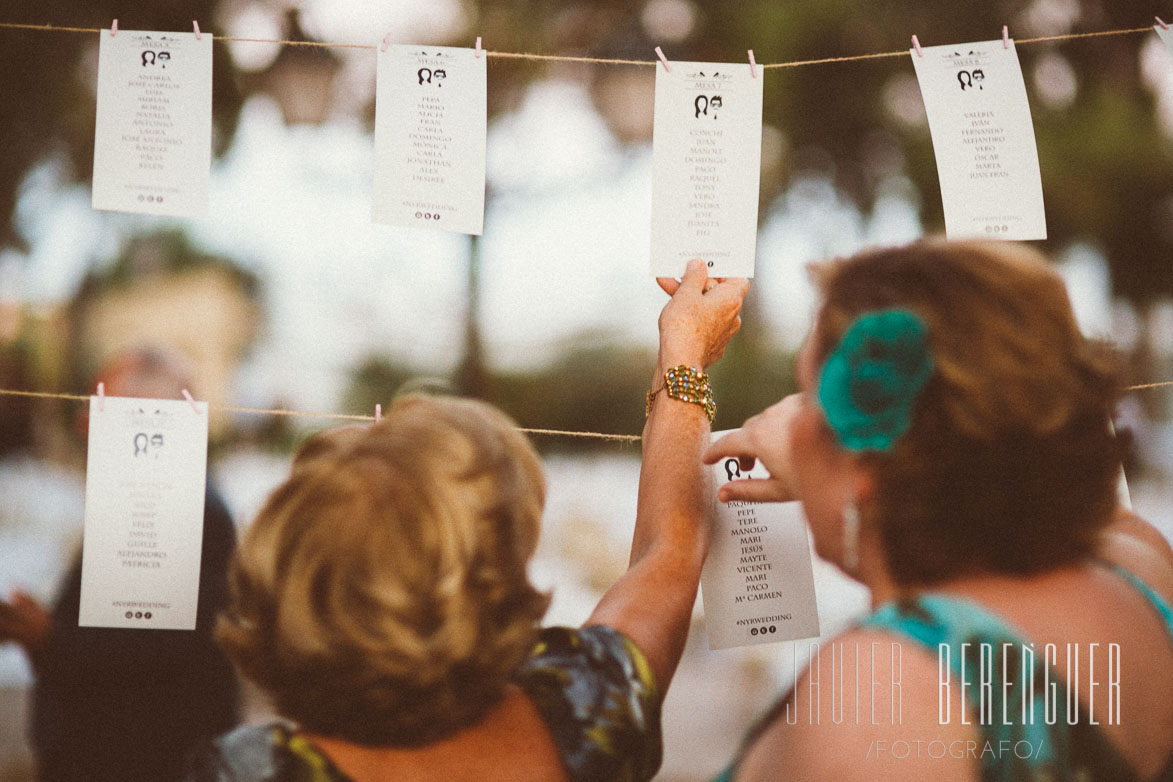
[842,501,860,574]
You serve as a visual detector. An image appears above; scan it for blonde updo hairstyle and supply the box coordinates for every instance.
[216,395,551,746]
[810,240,1123,586]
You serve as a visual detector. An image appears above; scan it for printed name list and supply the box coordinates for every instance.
[92,29,213,217]
[79,396,209,630]
[373,45,487,235]
[912,39,1046,240]
[650,61,763,278]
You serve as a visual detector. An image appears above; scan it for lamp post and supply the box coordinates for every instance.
[257,9,341,127]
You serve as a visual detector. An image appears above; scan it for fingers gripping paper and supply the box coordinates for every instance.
[651,62,763,278]
[79,397,209,630]
[373,45,487,235]
[92,30,213,217]
[700,432,820,650]
[912,40,1046,241]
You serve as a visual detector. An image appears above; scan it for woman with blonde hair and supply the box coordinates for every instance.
[706,240,1173,781]
[185,259,749,782]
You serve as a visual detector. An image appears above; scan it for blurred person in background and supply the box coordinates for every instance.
[705,240,1173,781]
[184,261,748,782]
[0,346,239,782]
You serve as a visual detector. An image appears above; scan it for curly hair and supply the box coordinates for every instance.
[810,240,1123,586]
[216,395,551,746]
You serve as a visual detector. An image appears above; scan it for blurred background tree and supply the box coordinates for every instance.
[0,0,244,251]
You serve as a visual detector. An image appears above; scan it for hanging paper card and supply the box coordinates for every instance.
[373,45,487,235]
[912,40,1046,240]
[700,432,820,650]
[651,62,763,278]
[1157,24,1173,59]
[92,29,213,217]
[79,396,208,630]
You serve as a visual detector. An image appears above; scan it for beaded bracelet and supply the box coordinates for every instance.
[645,365,715,423]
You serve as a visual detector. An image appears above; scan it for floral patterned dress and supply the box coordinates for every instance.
[184,625,662,782]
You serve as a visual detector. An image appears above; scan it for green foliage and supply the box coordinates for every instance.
[345,327,795,450]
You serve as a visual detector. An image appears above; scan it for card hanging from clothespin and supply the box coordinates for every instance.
[97,382,105,412]
[475,36,482,58]
[909,31,1046,241]
[181,389,201,414]
[654,46,671,72]
[911,34,924,57]
[748,49,758,78]
[1155,16,1173,55]
[371,40,488,234]
[649,51,764,277]
[92,20,215,218]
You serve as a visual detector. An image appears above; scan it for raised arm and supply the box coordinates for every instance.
[585,259,749,690]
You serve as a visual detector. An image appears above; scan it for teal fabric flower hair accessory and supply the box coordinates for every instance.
[817,309,934,452]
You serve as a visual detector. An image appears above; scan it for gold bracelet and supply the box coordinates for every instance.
[645,365,715,423]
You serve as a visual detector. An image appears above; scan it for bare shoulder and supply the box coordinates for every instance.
[1099,509,1173,602]
[734,627,979,782]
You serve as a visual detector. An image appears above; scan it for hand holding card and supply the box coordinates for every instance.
[700,428,820,650]
[703,394,803,504]
[911,38,1046,240]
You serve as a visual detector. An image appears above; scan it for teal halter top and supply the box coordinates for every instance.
[714,564,1173,782]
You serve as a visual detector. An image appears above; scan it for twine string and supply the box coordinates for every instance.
[0,21,1158,67]
[0,383,1167,442]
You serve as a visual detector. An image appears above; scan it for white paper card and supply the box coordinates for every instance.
[700,432,820,650]
[912,40,1046,240]
[92,30,213,217]
[373,45,487,235]
[651,62,763,278]
[79,396,208,630]
[1157,25,1173,59]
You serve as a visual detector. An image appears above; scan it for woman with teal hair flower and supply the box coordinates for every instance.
[704,240,1173,782]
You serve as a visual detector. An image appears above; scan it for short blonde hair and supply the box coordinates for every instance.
[810,240,1122,584]
[217,395,551,745]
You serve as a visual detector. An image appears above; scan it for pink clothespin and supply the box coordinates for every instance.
[475,36,482,58]
[181,389,201,414]
[654,46,671,72]
[97,382,106,413]
[748,49,758,78]
[911,34,924,58]
[110,19,118,37]
[381,32,393,53]
[375,403,382,423]
[193,21,202,40]
[1002,25,1010,49]
[1158,16,1170,31]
